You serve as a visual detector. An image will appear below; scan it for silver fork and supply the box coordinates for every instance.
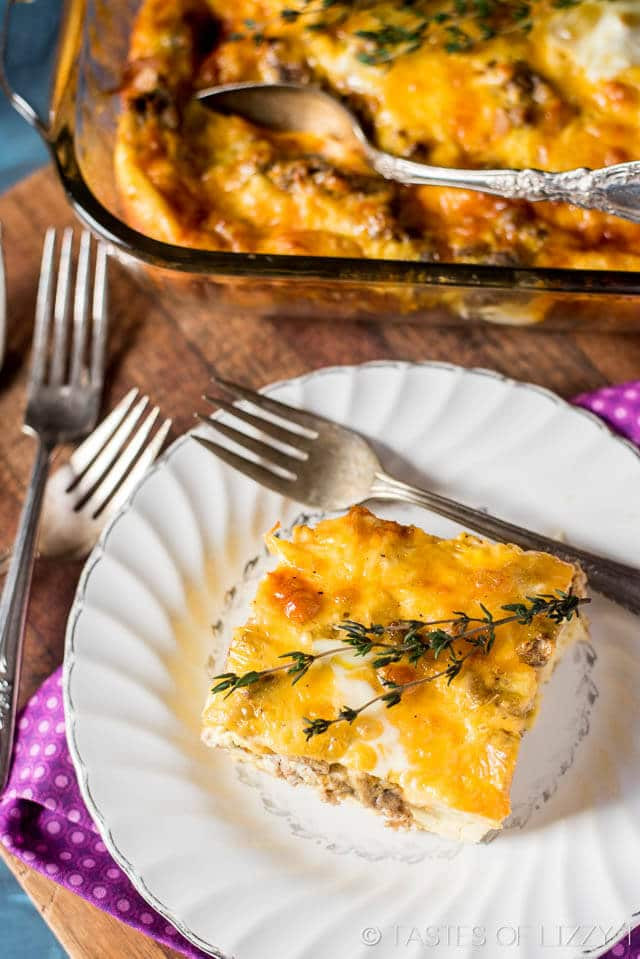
[195,373,640,615]
[0,388,171,574]
[0,228,108,790]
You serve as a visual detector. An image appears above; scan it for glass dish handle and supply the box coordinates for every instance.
[0,0,51,138]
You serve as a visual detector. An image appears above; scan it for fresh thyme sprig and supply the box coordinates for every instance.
[211,590,589,737]
[271,0,598,65]
[212,645,346,695]
[224,0,604,65]
[212,612,481,696]
[303,590,587,739]
[303,614,492,739]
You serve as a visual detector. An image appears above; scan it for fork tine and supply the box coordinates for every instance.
[193,434,294,496]
[69,231,91,386]
[90,242,108,389]
[68,395,149,504]
[30,227,56,388]
[211,373,319,434]
[49,227,73,386]
[90,416,172,519]
[67,388,139,484]
[195,413,297,475]
[81,407,164,517]
[203,394,311,453]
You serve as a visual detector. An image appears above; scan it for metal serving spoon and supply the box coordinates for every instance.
[196,81,640,222]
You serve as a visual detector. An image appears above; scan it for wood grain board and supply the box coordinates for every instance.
[1,166,640,958]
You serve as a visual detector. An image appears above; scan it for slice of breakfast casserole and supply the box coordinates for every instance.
[202,507,589,842]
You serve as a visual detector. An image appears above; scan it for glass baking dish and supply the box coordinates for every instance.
[3,0,640,329]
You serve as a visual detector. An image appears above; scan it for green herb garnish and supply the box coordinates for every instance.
[210,590,589,739]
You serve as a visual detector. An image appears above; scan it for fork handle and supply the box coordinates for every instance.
[370,471,640,615]
[0,440,52,790]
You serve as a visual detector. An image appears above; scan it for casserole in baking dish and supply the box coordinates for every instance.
[116,0,640,270]
[5,0,640,325]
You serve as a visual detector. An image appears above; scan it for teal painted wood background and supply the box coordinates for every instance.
[1,0,68,955]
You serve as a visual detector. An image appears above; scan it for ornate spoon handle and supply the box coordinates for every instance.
[369,149,640,222]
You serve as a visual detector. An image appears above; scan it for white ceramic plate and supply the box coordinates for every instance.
[65,362,640,959]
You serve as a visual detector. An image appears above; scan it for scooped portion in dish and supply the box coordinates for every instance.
[116,0,640,269]
[202,507,590,842]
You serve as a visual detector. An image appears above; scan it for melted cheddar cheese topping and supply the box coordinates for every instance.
[116,0,640,269]
[202,507,580,823]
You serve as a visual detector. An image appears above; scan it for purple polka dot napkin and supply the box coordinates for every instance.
[0,669,208,958]
[1,381,640,959]
[574,380,640,446]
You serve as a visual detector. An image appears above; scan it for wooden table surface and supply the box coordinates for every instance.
[1,166,640,958]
